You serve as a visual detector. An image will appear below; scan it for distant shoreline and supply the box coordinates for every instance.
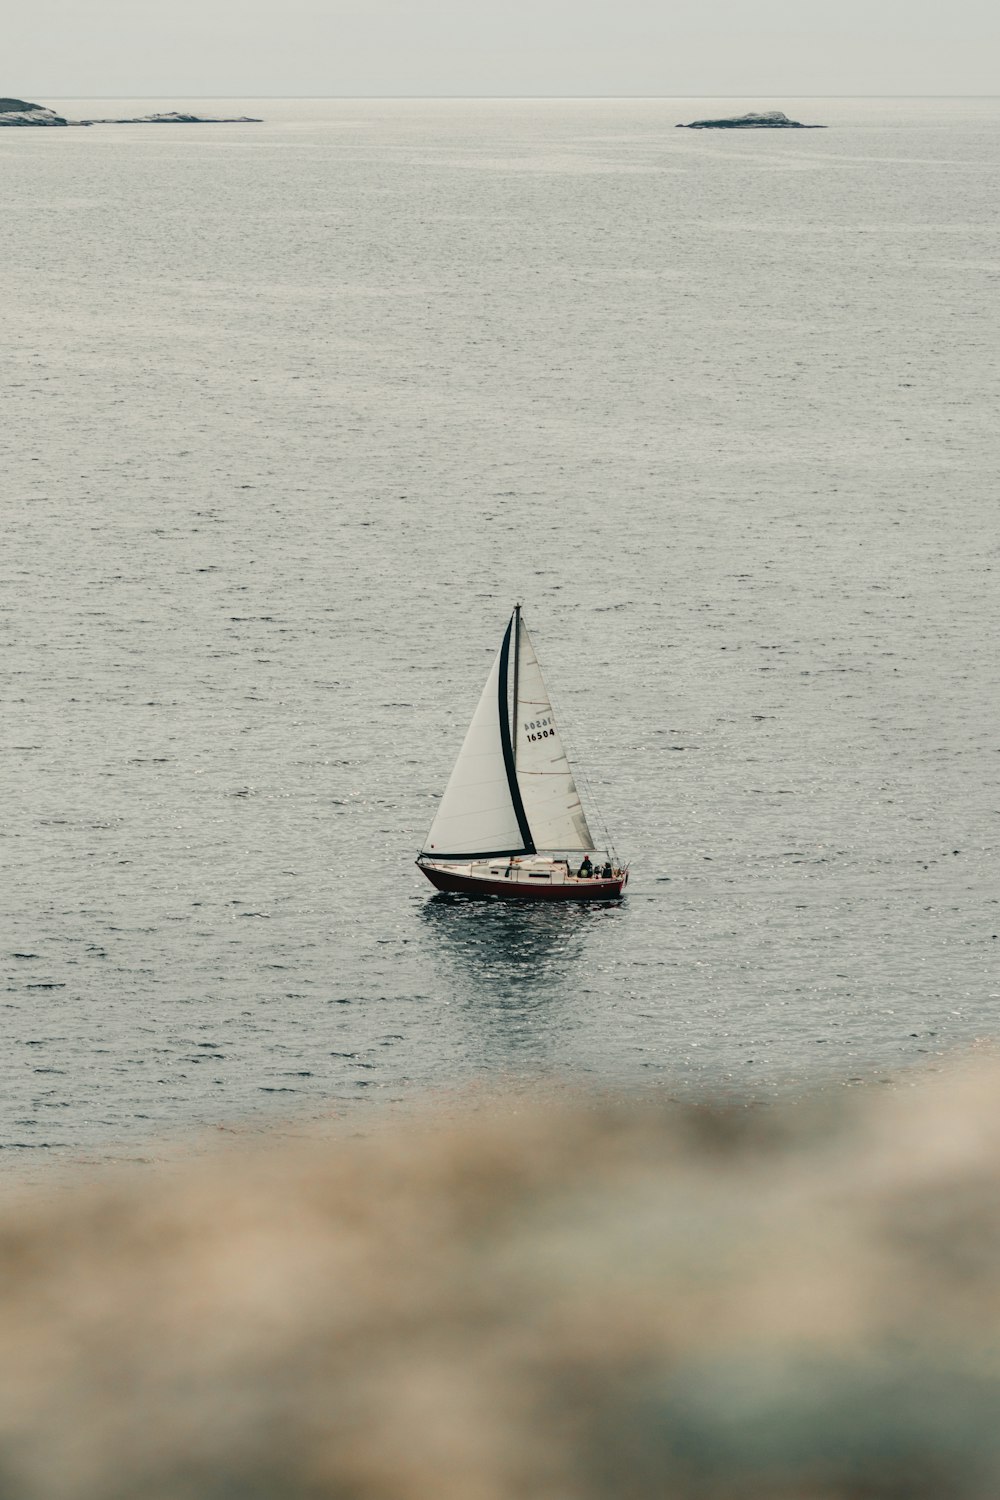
[0,97,261,127]
[15,92,1000,100]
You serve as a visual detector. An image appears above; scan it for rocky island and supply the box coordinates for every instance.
[78,110,262,125]
[0,97,68,125]
[0,97,261,126]
[677,110,825,129]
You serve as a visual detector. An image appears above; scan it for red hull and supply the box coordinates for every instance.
[419,865,625,901]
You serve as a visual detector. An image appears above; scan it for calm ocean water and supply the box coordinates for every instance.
[3,97,998,1161]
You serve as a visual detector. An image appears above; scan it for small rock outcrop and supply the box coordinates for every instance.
[0,98,67,126]
[677,110,825,129]
[78,111,262,125]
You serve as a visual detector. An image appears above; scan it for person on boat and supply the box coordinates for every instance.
[577,855,593,879]
[602,861,613,879]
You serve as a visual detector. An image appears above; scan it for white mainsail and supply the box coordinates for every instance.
[422,627,529,858]
[514,617,596,852]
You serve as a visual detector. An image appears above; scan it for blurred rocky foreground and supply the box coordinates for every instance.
[3,1062,1000,1500]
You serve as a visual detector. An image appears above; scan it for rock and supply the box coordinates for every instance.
[77,111,262,125]
[0,100,68,126]
[677,110,825,129]
[1,1060,1000,1498]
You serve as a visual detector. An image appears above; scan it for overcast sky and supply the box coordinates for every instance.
[10,0,1000,98]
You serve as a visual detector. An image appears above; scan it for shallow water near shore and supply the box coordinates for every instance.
[3,96,998,1162]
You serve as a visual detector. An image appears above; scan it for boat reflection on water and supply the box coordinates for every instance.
[421,892,590,987]
[419,894,623,1065]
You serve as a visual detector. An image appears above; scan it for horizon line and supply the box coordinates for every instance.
[35,92,1000,101]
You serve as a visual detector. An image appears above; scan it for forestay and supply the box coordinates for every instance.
[514,618,596,852]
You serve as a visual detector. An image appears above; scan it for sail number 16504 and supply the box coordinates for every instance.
[524,716,555,742]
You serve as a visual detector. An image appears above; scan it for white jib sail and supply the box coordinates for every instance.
[515,618,596,851]
[423,636,526,857]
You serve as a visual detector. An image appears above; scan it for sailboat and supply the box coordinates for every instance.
[417,606,628,900]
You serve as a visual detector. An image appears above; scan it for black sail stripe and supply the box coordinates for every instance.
[511,603,521,773]
[498,611,535,855]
